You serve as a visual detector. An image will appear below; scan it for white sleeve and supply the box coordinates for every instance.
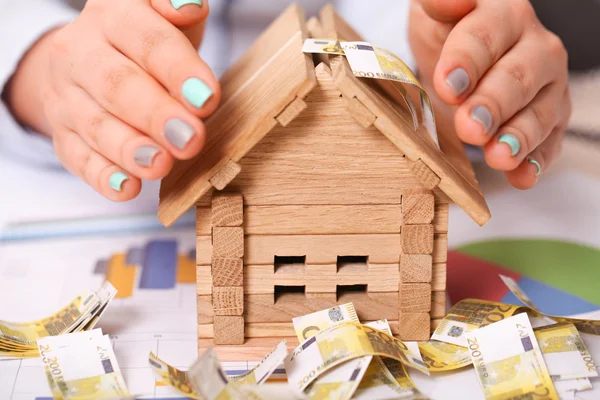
[0,0,79,168]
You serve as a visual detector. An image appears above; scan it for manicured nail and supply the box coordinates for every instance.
[109,172,128,192]
[445,68,470,96]
[134,145,160,167]
[528,157,542,176]
[171,0,202,9]
[471,105,493,134]
[182,78,213,108]
[165,118,195,150]
[498,134,521,157]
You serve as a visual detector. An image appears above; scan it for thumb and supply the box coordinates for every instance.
[151,0,210,28]
[418,0,476,23]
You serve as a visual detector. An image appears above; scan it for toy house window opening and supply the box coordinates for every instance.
[274,255,306,274]
[274,285,306,303]
[337,284,368,301]
[337,256,369,272]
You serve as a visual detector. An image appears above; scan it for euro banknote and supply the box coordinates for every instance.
[431,298,527,347]
[150,351,203,399]
[466,313,558,400]
[302,38,439,147]
[554,378,592,399]
[285,321,429,392]
[229,340,288,385]
[292,303,369,400]
[292,303,358,341]
[0,281,116,359]
[501,275,600,335]
[534,322,598,381]
[37,329,130,399]
[418,340,472,372]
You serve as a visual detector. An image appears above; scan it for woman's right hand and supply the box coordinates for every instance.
[5,0,220,201]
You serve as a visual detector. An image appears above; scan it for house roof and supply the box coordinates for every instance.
[158,4,491,227]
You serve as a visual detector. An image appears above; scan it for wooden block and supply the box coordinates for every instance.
[196,265,212,295]
[197,295,213,324]
[400,254,432,283]
[401,225,434,254]
[275,97,308,127]
[211,193,243,227]
[399,283,431,312]
[196,236,213,264]
[343,96,376,128]
[431,263,447,291]
[402,193,435,224]
[245,234,401,264]
[306,292,337,302]
[306,16,325,38]
[245,292,398,323]
[410,159,441,190]
[432,234,448,264]
[213,316,244,345]
[212,227,244,258]
[431,291,447,318]
[433,202,449,233]
[397,312,430,341]
[209,160,242,191]
[198,323,213,338]
[212,258,243,287]
[431,318,443,332]
[196,207,211,235]
[365,264,401,292]
[213,287,244,316]
[200,337,300,362]
[244,205,402,235]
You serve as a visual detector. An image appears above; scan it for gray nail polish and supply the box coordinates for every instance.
[471,105,493,134]
[164,118,195,150]
[445,68,470,96]
[134,145,160,167]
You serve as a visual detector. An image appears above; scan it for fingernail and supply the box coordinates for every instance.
[109,172,128,192]
[171,0,202,9]
[471,105,493,134]
[498,133,521,157]
[134,145,160,167]
[528,157,542,176]
[445,68,470,96]
[182,78,213,108]
[165,118,195,150]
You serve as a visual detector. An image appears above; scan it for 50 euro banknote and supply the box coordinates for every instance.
[466,313,559,400]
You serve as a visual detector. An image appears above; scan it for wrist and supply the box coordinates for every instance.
[2,27,61,137]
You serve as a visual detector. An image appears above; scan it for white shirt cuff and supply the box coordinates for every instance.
[0,0,78,167]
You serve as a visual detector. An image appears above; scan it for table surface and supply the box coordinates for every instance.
[1,137,600,399]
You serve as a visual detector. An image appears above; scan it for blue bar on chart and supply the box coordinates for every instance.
[138,240,178,289]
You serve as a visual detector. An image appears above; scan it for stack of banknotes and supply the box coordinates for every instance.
[150,275,599,400]
[0,282,116,359]
[7,275,598,399]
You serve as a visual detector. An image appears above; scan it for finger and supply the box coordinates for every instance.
[151,0,210,28]
[483,83,569,171]
[434,0,534,103]
[454,34,567,144]
[53,128,142,201]
[417,0,476,23]
[57,86,174,180]
[505,125,565,190]
[101,2,220,117]
[74,43,206,159]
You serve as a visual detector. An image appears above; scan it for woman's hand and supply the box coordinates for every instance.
[5,0,220,201]
[409,0,571,189]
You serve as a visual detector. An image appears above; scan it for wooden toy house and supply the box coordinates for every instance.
[158,4,490,360]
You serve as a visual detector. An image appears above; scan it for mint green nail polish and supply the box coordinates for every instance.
[498,134,520,157]
[109,172,128,192]
[171,0,202,10]
[182,78,213,108]
[528,158,542,176]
